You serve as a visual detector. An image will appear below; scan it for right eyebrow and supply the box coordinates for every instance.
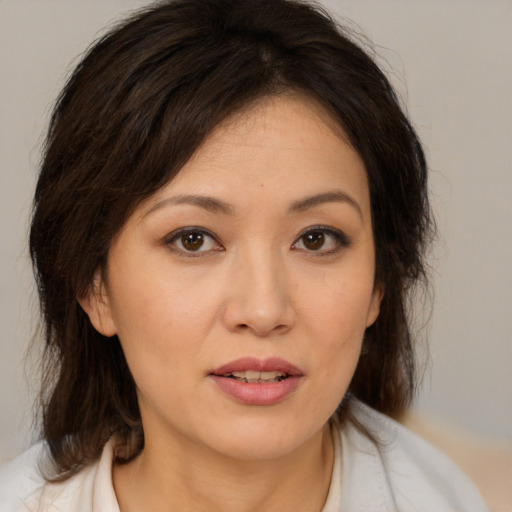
[142,194,235,218]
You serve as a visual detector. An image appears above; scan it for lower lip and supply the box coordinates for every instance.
[209,375,301,405]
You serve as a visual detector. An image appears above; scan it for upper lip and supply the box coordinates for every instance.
[210,357,303,376]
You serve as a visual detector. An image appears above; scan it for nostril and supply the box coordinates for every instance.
[222,292,296,336]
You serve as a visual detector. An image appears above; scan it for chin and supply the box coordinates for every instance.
[199,414,325,462]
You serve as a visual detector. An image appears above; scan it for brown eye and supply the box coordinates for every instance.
[302,231,325,251]
[181,232,205,251]
[167,228,219,254]
[293,226,349,254]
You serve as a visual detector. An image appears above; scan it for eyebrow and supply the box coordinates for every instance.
[143,194,235,217]
[143,190,362,219]
[289,191,363,219]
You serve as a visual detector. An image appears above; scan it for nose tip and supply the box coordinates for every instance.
[236,309,292,337]
[221,258,295,337]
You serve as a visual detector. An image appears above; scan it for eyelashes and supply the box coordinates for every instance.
[292,226,350,254]
[164,225,351,257]
[164,227,223,255]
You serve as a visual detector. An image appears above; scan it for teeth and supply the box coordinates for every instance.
[260,371,282,380]
[225,370,287,382]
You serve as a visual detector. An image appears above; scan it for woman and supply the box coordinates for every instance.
[0,0,489,510]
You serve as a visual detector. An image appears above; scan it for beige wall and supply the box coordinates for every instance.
[1,0,510,460]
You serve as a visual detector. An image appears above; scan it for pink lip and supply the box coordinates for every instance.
[211,357,303,376]
[209,357,303,406]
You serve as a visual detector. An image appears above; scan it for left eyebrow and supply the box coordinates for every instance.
[288,191,363,220]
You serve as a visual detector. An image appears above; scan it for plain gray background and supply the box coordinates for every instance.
[1,0,511,460]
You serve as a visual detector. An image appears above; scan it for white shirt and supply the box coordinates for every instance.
[0,401,489,511]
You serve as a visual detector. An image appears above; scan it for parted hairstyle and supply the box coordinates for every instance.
[30,0,433,481]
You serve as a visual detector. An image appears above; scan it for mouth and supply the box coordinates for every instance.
[209,357,303,405]
[220,370,289,383]
[210,357,303,381]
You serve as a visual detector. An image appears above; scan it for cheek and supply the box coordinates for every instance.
[298,272,374,379]
[108,263,224,371]
[304,273,375,336]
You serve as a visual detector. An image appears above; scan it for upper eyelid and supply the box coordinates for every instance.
[164,227,224,257]
[165,226,219,243]
[295,225,349,240]
[292,225,351,252]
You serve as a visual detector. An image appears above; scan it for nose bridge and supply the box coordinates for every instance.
[223,240,294,336]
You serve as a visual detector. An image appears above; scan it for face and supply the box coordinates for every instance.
[83,94,382,462]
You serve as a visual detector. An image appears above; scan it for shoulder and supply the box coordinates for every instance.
[0,442,111,512]
[0,442,47,511]
[339,400,490,512]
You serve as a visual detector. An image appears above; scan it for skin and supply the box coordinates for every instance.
[81,94,382,512]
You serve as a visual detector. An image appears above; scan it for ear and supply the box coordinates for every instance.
[366,283,384,328]
[77,270,117,337]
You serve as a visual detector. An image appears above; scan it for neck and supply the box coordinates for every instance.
[113,422,335,512]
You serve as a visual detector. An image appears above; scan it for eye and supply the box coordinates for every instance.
[166,228,221,255]
[292,226,349,254]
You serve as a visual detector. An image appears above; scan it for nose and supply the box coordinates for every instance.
[221,248,296,337]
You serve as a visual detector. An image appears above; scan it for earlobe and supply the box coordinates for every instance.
[77,271,117,337]
[366,284,384,327]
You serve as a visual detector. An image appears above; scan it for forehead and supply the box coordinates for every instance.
[140,93,370,217]
[217,92,349,145]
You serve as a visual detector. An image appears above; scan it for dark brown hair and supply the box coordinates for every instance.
[30,0,433,480]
